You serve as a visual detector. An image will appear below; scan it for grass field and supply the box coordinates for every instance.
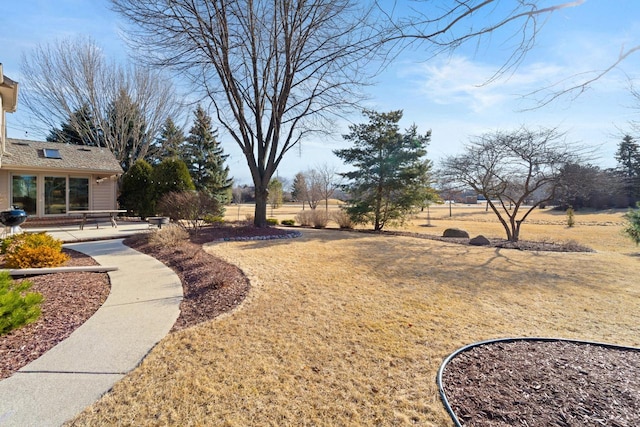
[70,204,640,426]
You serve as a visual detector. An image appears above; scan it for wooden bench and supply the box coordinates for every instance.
[68,210,127,230]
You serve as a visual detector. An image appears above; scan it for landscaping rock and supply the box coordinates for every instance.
[470,235,491,246]
[442,228,469,238]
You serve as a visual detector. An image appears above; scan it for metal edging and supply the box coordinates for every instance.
[436,337,640,427]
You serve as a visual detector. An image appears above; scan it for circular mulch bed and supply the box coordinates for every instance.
[439,338,640,426]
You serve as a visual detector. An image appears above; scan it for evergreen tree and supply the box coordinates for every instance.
[184,106,233,203]
[268,178,284,211]
[291,172,308,209]
[151,157,195,203]
[334,110,433,231]
[615,134,640,205]
[146,117,186,165]
[616,135,640,178]
[47,104,102,146]
[119,159,155,218]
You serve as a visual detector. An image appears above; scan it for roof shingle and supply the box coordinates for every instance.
[2,139,123,174]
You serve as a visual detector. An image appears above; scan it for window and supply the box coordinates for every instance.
[69,178,89,211]
[11,175,37,215]
[45,176,67,214]
[43,148,62,159]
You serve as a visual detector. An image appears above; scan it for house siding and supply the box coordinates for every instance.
[92,179,118,210]
[0,170,8,210]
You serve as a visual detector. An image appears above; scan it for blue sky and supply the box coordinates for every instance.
[3,0,640,185]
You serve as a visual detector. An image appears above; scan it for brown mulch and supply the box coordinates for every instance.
[0,248,110,380]
[123,225,261,332]
[441,340,640,426]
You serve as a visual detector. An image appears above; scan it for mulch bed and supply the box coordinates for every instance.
[441,340,640,426]
[0,249,110,380]
[123,225,288,332]
[357,229,594,252]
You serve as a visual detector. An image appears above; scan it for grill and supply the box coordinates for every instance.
[0,209,28,227]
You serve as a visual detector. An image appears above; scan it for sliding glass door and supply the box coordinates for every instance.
[11,175,37,215]
[69,177,89,211]
[44,176,67,214]
[11,174,90,216]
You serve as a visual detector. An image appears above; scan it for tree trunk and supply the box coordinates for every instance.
[254,185,269,228]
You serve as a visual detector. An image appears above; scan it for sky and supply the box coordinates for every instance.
[2,0,640,186]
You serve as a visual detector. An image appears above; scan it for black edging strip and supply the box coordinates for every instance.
[436,337,640,427]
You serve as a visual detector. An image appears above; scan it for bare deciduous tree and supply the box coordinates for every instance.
[316,163,341,211]
[440,127,580,242]
[20,36,180,170]
[110,0,381,227]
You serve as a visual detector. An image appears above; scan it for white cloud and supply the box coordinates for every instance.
[400,56,567,113]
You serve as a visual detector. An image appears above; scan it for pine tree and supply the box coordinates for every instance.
[334,110,433,231]
[146,117,186,165]
[615,134,640,205]
[47,104,101,146]
[184,106,233,203]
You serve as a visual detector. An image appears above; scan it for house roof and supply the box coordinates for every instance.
[2,139,123,174]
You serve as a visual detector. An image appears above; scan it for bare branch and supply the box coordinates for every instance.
[20,36,181,170]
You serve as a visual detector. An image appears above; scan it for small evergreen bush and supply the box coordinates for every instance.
[119,159,155,218]
[281,219,295,226]
[203,214,225,225]
[266,218,279,226]
[2,233,69,268]
[566,206,575,228]
[623,202,640,245]
[0,271,43,335]
[6,246,70,269]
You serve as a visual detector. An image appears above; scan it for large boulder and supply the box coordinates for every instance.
[469,235,491,246]
[442,228,469,238]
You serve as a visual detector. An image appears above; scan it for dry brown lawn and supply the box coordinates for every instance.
[69,205,640,426]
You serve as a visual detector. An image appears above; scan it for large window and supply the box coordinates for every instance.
[45,176,67,214]
[69,177,89,211]
[11,175,37,215]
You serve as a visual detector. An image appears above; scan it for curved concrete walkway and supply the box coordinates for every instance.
[0,239,183,427]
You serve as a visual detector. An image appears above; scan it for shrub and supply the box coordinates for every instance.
[203,214,225,225]
[6,247,70,269]
[331,209,353,229]
[151,158,195,203]
[0,271,43,335]
[119,159,154,218]
[157,191,222,235]
[623,202,640,245]
[295,210,313,227]
[566,206,575,227]
[281,219,295,226]
[311,210,328,229]
[2,233,69,269]
[267,218,279,226]
[148,224,189,247]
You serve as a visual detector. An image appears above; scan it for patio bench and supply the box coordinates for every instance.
[68,210,127,230]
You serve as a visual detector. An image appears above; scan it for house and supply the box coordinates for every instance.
[0,64,123,218]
